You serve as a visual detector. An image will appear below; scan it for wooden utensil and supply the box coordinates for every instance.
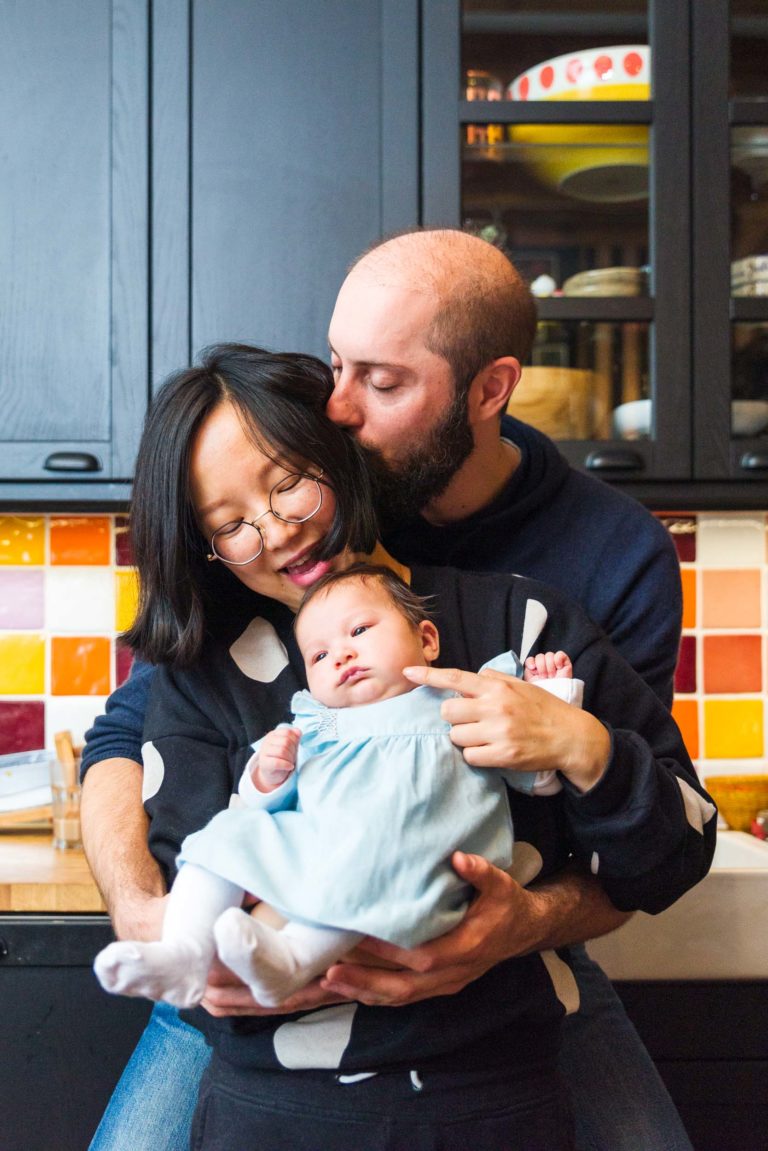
[54,730,79,789]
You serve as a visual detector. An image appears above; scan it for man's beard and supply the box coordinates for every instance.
[361,389,474,533]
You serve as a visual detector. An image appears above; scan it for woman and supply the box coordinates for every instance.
[86,344,715,1150]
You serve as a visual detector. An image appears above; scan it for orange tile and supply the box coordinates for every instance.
[701,569,762,628]
[51,636,111,696]
[672,698,699,760]
[50,517,111,565]
[680,568,696,629]
[0,634,45,694]
[704,699,764,759]
[0,516,45,565]
[115,569,139,632]
[703,634,762,693]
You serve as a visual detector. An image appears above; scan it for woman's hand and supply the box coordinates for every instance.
[320,852,559,1006]
[403,663,610,792]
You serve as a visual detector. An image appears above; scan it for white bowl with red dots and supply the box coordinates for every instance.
[507,45,650,103]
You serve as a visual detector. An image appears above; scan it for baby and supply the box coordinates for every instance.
[95,565,582,1008]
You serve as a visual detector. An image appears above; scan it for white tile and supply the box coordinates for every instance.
[46,696,109,750]
[46,568,114,631]
[696,513,766,566]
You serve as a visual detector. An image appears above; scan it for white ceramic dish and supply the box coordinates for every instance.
[732,399,768,436]
[612,398,651,439]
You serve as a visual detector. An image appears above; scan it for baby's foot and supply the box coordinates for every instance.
[524,651,572,682]
[93,939,208,1008]
[214,907,302,1008]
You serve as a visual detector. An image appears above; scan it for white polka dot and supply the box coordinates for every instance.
[541,949,580,1015]
[677,777,717,834]
[273,1003,357,1069]
[141,741,165,801]
[507,840,543,886]
[590,851,599,875]
[229,618,290,682]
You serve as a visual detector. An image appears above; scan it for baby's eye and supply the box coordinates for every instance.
[312,651,327,664]
[351,625,368,637]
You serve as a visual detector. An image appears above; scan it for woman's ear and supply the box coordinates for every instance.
[468,356,522,421]
[419,620,440,664]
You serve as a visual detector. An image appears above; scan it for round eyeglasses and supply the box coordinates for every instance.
[207,471,325,566]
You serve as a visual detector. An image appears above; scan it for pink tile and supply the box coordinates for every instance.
[0,571,44,628]
[674,635,697,694]
[701,570,762,628]
[0,701,45,754]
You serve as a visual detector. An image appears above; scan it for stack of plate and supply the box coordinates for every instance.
[562,266,647,297]
[731,255,768,297]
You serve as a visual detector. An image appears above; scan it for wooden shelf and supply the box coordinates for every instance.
[0,835,105,913]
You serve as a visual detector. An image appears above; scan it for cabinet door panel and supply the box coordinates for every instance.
[0,0,148,484]
[159,0,418,366]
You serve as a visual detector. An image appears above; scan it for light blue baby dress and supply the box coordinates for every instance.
[178,652,538,948]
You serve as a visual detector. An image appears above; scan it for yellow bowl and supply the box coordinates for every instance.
[507,46,650,201]
[704,774,768,832]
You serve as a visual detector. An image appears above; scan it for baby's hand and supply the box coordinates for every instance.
[523,651,572,682]
[252,727,300,792]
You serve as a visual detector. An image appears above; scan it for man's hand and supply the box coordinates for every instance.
[200,958,347,1018]
[320,852,631,1008]
[403,664,610,791]
[321,852,555,1006]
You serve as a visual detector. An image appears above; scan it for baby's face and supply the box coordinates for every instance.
[296,579,438,708]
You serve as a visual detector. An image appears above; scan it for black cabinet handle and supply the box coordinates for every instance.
[584,449,644,472]
[43,452,102,473]
[740,452,768,471]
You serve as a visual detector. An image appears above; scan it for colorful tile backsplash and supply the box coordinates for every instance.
[0,515,134,753]
[0,512,766,784]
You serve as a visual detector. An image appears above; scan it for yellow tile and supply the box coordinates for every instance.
[703,699,764,759]
[115,569,139,632]
[0,634,45,694]
[0,517,45,565]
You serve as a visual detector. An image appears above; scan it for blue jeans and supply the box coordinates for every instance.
[89,952,693,1151]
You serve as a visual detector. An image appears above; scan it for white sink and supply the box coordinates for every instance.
[587,831,768,980]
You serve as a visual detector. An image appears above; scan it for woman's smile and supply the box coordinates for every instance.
[189,402,346,608]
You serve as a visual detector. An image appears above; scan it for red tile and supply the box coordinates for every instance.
[116,641,134,687]
[674,635,697,694]
[0,701,45,754]
[115,516,134,567]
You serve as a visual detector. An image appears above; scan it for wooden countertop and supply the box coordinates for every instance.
[0,834,105,913]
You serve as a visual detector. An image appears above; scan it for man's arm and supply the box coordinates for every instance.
[321,854,629,1006]
[81,757,168,940]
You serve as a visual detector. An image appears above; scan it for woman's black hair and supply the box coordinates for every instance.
[123,344,378,666]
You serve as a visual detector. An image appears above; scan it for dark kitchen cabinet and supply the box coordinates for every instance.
[0,916,151,1151]
[0,0,150,503]
[0,0,419,505]
[422,0,768,507]
[616,980,768,1151]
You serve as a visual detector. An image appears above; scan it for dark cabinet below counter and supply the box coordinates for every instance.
[615,981,768,1151]
[0,916,150,1151]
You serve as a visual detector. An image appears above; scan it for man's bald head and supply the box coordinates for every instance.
[347,229,538,392]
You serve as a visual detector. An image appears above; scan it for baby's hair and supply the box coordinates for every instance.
[295,563,435,632]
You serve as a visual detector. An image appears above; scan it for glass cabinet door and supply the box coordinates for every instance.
[693,0,768,482]
[422,0,692,481]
